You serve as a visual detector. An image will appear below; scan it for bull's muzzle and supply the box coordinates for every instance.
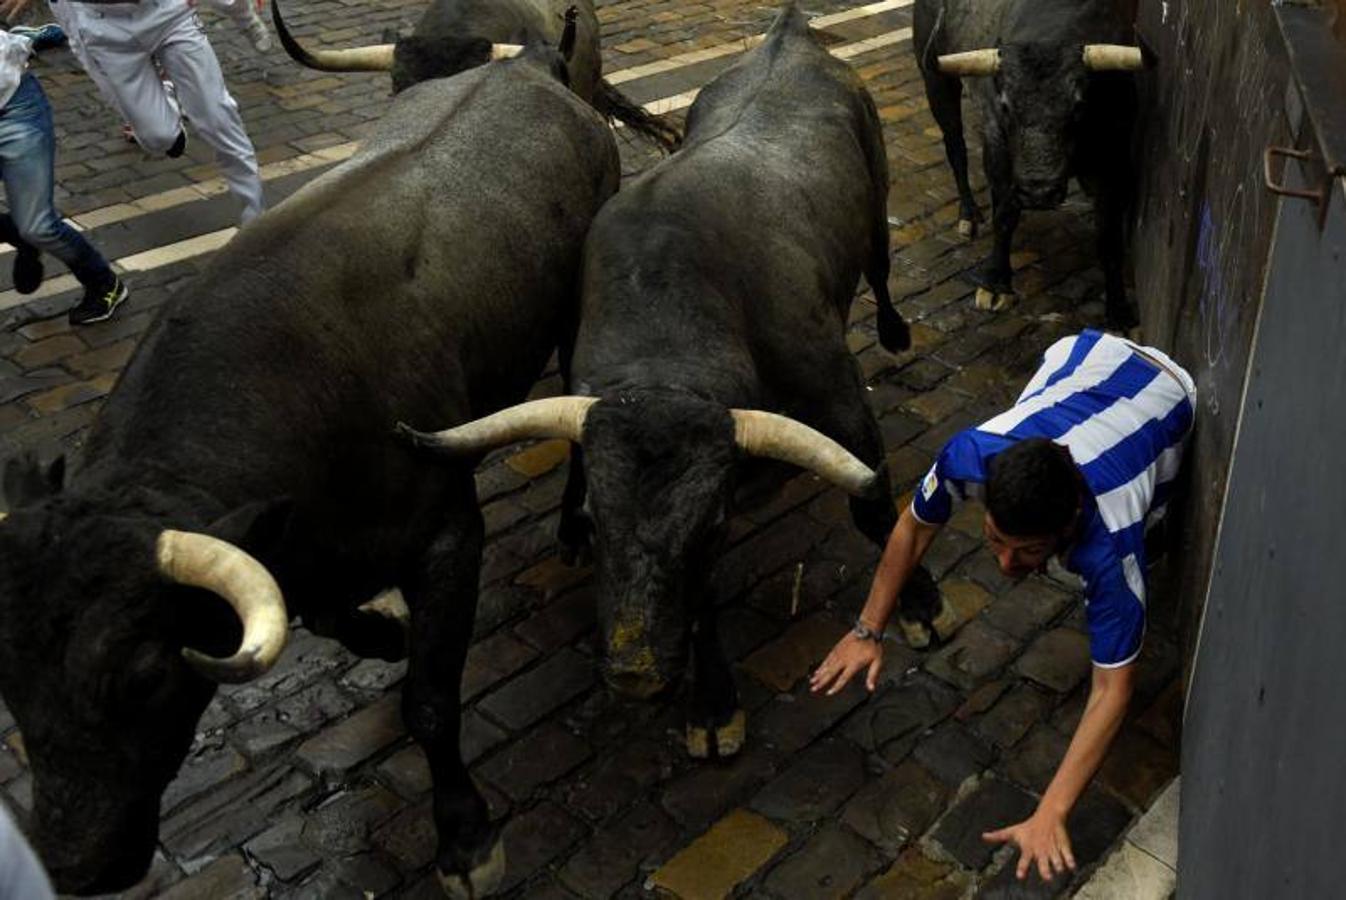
[602,618,679,699]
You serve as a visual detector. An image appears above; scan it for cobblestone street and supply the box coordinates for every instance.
[0,0,1181,897]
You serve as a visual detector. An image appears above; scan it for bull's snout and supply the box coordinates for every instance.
[602,616,682,699]
[1016,178,1069,210]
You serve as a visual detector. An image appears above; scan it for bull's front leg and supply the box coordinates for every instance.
[923,73,982,238]
[686,603,744,759]
[1096,180,1140,335]
[558,444,593,566]
[972,135,1020,312]
[403,502,502,899]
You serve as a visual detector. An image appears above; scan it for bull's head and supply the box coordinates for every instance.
[272,0,580,95]
[0,457,288,894]
[400,394,879,699]
[938,43,1147,209]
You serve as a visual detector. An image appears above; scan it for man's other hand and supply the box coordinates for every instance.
[982,808,1077,882]
[809,632,883,695]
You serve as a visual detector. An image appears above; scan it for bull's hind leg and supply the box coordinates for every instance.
[403,499,503,899]
[924,74,982,238]
[1095,176,1141,336]
[686,606,745,759]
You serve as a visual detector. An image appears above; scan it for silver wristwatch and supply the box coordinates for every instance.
[851,618,883,642]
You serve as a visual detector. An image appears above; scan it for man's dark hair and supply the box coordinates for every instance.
[986,438,1080,537]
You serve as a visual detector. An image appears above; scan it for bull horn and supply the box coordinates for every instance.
[730,410,878,497]
[937,49,1001,76]
[156,530,289,684]
[399,396,597,456]
[272,0,395,71]
[1082,44,1145,71]
[491,43,524,60]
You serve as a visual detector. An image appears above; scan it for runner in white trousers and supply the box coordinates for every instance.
[3,0,266,223]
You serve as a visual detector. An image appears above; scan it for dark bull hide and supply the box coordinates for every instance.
[914,0,1151,330]
[273,0,681,150]
[0,31,618,897]
[403,2,943,760]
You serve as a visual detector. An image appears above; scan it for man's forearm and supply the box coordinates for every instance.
[858,505,938,630]
[1039,666,1133,818]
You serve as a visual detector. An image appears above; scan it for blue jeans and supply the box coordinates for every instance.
[0,73,113,287]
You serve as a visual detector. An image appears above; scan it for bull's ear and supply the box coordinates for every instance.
[558,5,579,62]
[2,453,65,508]
[207,498,293,559]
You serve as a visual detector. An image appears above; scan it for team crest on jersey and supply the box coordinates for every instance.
[921,468,939,501]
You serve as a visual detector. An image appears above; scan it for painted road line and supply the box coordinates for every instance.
[627,28,913,118]
[605,0,914,85]
[0,28,915,314]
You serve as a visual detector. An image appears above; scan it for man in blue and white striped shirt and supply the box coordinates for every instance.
[811,329,1196,883]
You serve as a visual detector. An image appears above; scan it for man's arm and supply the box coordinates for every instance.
[983,662,1135,881]
[809,504,941,694]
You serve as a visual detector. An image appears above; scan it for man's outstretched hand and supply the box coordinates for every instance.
[809,632,884,695]
[982,808,1077,882]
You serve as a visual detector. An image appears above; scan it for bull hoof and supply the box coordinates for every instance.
[974,287,1016,312]
[358,587,410,630]
[686,709,746,759]
[957,218,977,239]
[897,616,934,650]
[438,838,506,899]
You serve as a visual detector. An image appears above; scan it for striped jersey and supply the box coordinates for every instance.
[912,330,1197,667]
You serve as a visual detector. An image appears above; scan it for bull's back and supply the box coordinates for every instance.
[92,64,618,496]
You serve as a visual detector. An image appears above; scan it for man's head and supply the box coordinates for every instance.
[983,438,1081,577]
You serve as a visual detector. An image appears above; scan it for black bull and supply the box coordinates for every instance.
[0,46,618,897]
[914,0,1150,331]
[406,4,944,759]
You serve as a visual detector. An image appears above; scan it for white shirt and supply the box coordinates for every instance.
[0,803,54,900]
[0,32,33,110]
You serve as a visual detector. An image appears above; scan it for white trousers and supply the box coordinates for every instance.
[63,0,264,222]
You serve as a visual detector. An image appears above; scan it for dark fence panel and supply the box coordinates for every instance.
[1130,0,1291,660]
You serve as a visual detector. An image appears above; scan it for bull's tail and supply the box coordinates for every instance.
[594,79,683,152]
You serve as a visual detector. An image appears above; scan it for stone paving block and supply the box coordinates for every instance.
[912,720,994,788]
[559,800,681,899]
[478,721,592,802]
[245,815,321,882]
[974,863,1070,899]
[295,693,405,778]
[478,647,594,731]
[1097,728,1178,810]
[25,371,116,414]
[275,680,357,733]
[661,745,778,831]
[933,577,992,640]
[221,629,354,713]
[566,736,678,823]
[285,854,402,900]
[711,511,819,602]
[161,765,312,866]
[513,583,597,651]
[1128,777,1178,866]
[752,679,870,756]
[497,800,589,894]
[461,630,541,701]
[922,529,980,580]
[1135,678,1182,750]
[515,554,593,599]
[1072,841,1175,900]
[929,776,1038,870]
[751,736,866,824]
[762,825,883,900]
[983,580,1076,640]
[716,605,784,662]
[925,620,1020,693]
[855,848,971,900]
[842,760,950,856]
[649,808,789,900]
[845,675,960,764]
[975,683,1056,751]
[339,658,408,697]
[740,612,848,693]
[901,385,969,425]
[1013,629,1092,694]
[156,853,262,900]
[1001,725,1071,794]
[230,708,302,760]
[12,334,84,370]
[302,784,403,857]
[160,740,248,815]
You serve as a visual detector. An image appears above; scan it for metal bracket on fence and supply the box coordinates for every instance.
[1264,146,1332,228]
